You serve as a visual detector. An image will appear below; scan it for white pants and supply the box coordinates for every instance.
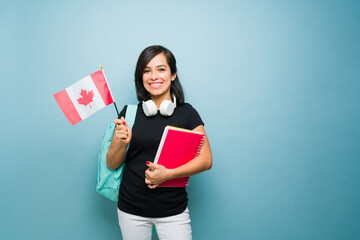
[117,208,192,240]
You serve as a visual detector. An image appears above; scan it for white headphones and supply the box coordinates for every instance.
[142,95,177,117]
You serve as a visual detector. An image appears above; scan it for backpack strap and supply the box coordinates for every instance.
[96,104,138,201]
[124,104,137,133]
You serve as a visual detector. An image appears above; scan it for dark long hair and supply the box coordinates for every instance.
[134,45,185,105]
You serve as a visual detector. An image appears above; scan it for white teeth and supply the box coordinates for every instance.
[151,83,162,87]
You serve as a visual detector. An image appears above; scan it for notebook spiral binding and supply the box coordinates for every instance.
[196,135,206,156]
[187,135,205,187]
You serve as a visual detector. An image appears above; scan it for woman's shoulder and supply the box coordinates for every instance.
[178,102,202,113]
[177,102,202,117]
[178,102,194,109]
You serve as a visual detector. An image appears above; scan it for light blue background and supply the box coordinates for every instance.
[1,0,359,239]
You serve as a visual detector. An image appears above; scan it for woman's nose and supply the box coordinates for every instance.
[151,71,158,80]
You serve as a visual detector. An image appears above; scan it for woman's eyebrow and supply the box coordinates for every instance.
[145,65,167,68]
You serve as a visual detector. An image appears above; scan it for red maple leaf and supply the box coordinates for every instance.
[77,89,95,108]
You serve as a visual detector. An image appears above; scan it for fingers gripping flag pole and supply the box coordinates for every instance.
[53,66,118,125]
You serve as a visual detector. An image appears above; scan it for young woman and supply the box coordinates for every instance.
[106,45,212,240]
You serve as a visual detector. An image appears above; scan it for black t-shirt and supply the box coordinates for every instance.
[117,102,204,218]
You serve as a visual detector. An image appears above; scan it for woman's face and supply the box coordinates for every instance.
[143,53,176,101]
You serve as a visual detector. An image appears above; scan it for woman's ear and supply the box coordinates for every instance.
[171,72,177,81]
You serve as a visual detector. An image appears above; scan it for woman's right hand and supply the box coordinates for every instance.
[106,116,132,170]
[114,116,132,146]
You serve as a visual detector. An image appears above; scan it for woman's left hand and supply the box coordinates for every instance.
[145,162,171,189]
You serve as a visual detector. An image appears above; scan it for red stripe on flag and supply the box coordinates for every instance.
[91,70,114,106]
[53,90,82,125]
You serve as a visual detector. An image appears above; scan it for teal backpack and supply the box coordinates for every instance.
[96,105,138,201]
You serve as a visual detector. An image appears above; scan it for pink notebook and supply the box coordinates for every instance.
[154,126,205,187]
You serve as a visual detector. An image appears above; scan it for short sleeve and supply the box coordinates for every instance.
[187,104,204,130]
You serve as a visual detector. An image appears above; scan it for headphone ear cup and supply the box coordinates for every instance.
[142,100,157,117]
[160,100,176,116]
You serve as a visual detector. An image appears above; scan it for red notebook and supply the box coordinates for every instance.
[154,126,205,187]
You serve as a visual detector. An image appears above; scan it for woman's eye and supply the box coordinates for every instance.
[159,68,165,72]
[144,70,150,73]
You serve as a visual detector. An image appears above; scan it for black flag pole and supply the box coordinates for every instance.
[113,102,119,117]
[100,64,119,117]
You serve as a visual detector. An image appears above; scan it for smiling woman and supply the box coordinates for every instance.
[105,45,212,240]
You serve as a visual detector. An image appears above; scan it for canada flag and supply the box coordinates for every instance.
[53,69,114,125]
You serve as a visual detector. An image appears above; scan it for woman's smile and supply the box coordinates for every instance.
[149,82,164,89]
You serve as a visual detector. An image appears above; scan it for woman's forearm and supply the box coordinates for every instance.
[106,140,128,170]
